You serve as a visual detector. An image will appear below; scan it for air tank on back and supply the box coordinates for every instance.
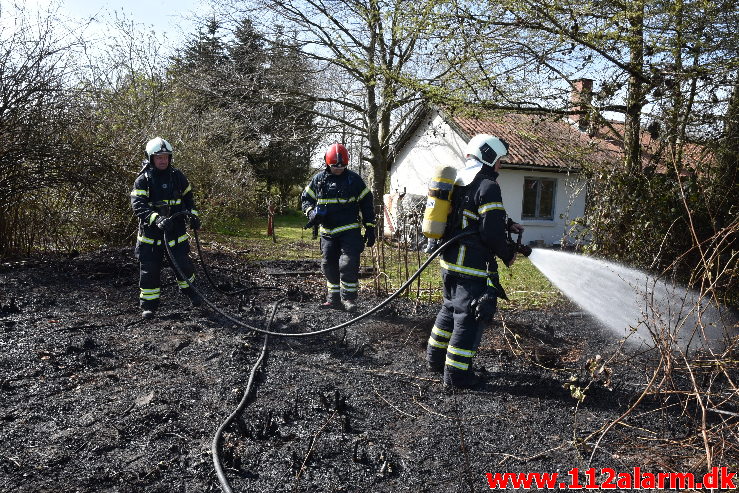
[422,165,457,239]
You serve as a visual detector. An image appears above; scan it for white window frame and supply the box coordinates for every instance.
[521,176,557,221]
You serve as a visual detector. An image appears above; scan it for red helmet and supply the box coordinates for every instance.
[324,142,349,167]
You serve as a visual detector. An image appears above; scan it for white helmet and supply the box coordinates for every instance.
[465,134,509,167]
[145,137,173,163]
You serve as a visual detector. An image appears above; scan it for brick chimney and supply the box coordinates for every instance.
[570,78,593,131]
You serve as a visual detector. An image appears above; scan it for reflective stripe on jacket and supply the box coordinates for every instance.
[301,169,375,237]
[130,165,198,246]
[441,165,513,278]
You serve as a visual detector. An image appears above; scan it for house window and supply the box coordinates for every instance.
[522,177,556,220]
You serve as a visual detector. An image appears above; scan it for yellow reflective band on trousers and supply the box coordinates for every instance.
[428,325,451,350]
[140,287,161,300]
[445,356,469,370]
[432,326,452,339]
[445,345,475,371]
[177,273,196,288]
[447,345,476,358]
[428,337,448,350]
[341,281,358,292]
[326,282,340,293]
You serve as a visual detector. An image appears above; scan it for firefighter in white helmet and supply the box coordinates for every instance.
[130,137,202,319]
[426,134,524,389]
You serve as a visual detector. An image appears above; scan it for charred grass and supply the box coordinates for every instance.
[0,245,736,492]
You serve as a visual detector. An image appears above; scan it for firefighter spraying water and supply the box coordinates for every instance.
[419,138,732,354]
[421,134,532,389]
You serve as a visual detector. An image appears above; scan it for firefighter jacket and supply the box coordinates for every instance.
[301,168,375,237]
[441,164,514,279]
[130,165,199,250]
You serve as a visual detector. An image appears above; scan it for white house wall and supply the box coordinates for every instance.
[390,111,467,196]
[390,109,588,246]
[497,169,587,246]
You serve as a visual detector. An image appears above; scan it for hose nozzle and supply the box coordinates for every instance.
[506,218,532,257]
[517,243,532,257]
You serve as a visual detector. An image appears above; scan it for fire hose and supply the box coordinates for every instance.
[163,210,482,338]
[165,211,531,337]
[161,211,530,492]
[211,299,283,493]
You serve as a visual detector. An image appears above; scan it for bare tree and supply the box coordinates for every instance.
[0,5,86,254]
[224,0,462,204]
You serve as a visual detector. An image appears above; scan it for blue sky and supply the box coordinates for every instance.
[18,0,213,47]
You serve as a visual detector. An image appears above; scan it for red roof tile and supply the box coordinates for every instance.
[450,112,621,170]
[448,111,711,172]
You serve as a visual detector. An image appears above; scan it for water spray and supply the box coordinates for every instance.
[526,248,736,352]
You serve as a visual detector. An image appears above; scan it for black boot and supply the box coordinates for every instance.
[426,360,444,374]
[189,292,203,307]
[320,294,343,310]
[342,299,357,313]
[141,301,158,320]
[443,368,484,390]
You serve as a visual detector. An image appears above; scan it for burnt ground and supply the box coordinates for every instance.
[0,246,734,492]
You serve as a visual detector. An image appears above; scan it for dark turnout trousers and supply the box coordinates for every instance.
[427,271,496,383]
[320,228,365,302]
[138,240,196,310]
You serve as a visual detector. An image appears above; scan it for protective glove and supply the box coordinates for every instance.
[155,215,175,234]
[506,217,524,233]
[364,227,376,247]
[470,287,498,322]
[189,214,201,230]
[303,206,326,229]
[424,238,439,255]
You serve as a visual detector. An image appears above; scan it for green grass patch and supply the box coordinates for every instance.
[365,247,563,310]
[201,212,563,309]
[499,257,564,308]
[204,210,322,262]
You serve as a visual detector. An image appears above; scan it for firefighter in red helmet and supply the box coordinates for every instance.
[301,142,376,312]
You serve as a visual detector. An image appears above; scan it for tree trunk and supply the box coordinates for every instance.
[715,76,739,228]
[624,0,646,174]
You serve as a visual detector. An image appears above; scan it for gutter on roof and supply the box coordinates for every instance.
[503,164,581,173]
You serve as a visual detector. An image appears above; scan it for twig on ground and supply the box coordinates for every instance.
[293,410,337,491]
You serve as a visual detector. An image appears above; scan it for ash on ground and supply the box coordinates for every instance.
[1,248,731,492]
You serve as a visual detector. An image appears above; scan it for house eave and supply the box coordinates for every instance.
[503,163,581,174]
